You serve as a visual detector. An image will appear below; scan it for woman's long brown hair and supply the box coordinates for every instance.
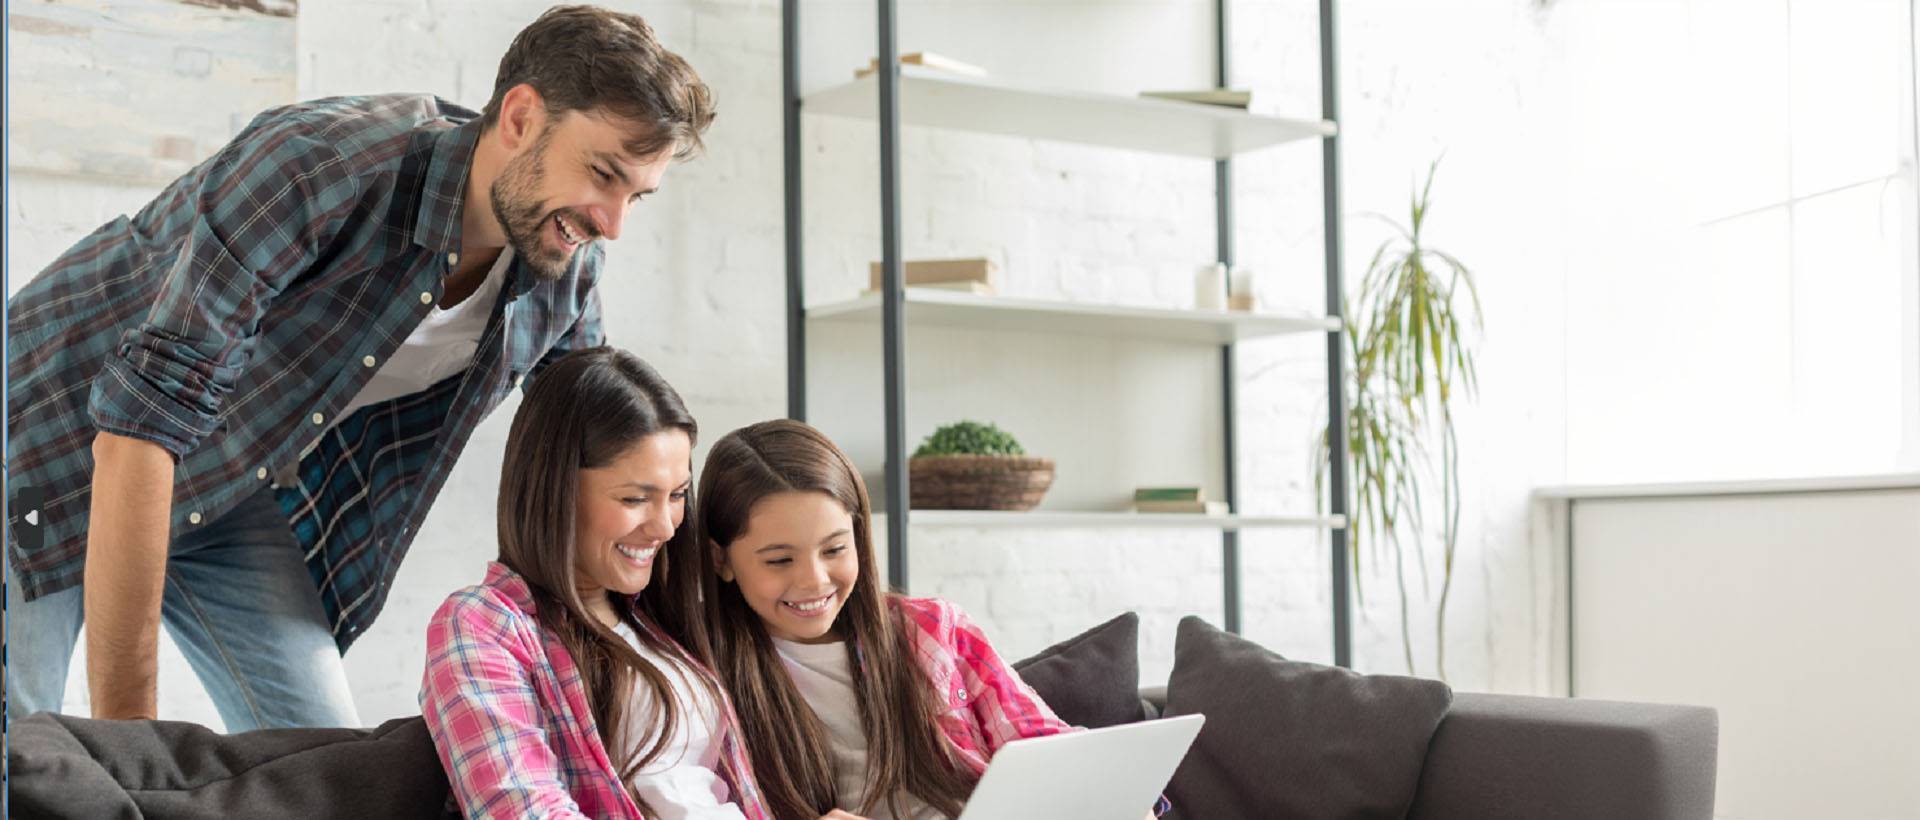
[496,346,719,815]
[681,419,977,819]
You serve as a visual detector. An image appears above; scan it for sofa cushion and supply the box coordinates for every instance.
[1162,616,1453,820]
[6,712,456,820]
[1013,611,1144,728]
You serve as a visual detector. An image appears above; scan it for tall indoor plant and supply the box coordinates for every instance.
[1319,160,1483,679]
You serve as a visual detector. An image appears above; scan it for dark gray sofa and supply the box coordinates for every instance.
[9,607,1719,820]
[1142,686,1720,820]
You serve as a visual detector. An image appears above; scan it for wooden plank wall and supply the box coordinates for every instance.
[9,0,297,185]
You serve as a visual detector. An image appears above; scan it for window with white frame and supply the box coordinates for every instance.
[1559,0,1920,483]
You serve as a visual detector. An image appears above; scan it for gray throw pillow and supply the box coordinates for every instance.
[1162,616,1453,820]
[7,712,457,820]
[1013,611,1144,728]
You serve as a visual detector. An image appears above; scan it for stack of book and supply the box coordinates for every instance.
[856,52,989,80]
[865,257,998,296]
[1133,487,1227,515]
[1138,88,1253,110]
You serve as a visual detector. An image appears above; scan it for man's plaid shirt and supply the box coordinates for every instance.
[6,94,604,651]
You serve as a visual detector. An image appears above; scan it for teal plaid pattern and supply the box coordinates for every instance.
[6,94,604,651]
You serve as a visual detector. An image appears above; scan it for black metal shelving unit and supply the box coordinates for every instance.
[782,0,1354,666]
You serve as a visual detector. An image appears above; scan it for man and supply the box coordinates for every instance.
[5,5,714,729]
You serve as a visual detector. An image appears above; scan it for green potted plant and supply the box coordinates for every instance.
[1318,159,1483,680]
[909,421,1055,510]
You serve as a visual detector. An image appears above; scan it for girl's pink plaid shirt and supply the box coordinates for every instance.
[889,595,1078,772]
[891,596,1170,817]
[420,562,771,820]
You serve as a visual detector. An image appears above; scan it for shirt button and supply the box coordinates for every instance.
[957,688,968,701]
[188,512,203,525]
[419,291,434,305]
[311,412,326,426]
[256,467,269,480]
[362,355,377,368]
[446,252,459,266]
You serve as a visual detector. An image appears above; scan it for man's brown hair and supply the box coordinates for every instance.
[483,5,715,160]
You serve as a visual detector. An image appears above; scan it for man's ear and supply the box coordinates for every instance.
[497,83,548,152]
[709,538,735,583]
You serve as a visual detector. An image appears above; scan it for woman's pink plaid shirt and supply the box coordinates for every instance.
[420,562,771,819]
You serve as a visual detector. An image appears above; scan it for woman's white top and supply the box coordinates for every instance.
[611,620,745,820]
[773,637,947,820]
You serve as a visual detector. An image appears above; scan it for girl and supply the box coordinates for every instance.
[421,348,786,819]
[690,420,1164,820]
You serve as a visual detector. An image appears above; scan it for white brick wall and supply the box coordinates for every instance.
[12,0,1572,728]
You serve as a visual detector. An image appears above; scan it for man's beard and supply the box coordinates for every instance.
[490,130,594,281]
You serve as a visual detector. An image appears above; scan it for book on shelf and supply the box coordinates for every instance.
[856,52,988,80]
[867,257,997,291]
[1138,88,1253,109]
[1134,486,1205,503]
[861,280,997,297]
[1134,499,1229,515]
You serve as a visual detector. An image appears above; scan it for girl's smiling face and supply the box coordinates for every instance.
[716,490,859,644]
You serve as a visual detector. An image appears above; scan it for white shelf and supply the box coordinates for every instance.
[808,288,1338,344]
[877,510,1347,531]
[803,66,1336,159]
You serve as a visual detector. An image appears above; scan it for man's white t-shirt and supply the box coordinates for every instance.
[774,637,946,820]
[611,620,745,820]
[337,247,513,421]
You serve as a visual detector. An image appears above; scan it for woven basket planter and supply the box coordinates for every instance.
[909,454,1056,511]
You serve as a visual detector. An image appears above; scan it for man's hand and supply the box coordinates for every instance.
[83,432,176,720]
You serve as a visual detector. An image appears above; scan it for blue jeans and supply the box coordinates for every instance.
[5,486,360,731]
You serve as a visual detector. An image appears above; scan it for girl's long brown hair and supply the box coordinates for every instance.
[682,419,977,819]
[496,346,719,815]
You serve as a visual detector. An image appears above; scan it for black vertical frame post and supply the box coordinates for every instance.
[877,0,910,591]
[783,0,806,421]
[1320,0,1354,668]
[1214,0,1242,634]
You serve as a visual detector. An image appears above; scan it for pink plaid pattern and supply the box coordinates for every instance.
[421,562,770,819]
[890,596,1078,774]
[894,597,1171,816]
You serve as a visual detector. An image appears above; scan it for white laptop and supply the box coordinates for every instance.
[955,714,1205,820]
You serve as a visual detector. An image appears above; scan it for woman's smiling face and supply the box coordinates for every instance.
[572,430,692,607]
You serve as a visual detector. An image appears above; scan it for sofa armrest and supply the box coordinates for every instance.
[1410,692,1718,820]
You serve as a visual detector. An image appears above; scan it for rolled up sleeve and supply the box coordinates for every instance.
[88,120,359,458]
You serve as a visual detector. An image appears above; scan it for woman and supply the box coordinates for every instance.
[420,347,780,819]
[687,419,1166,820]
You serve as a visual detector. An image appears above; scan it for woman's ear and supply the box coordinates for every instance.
[709,539,735,583]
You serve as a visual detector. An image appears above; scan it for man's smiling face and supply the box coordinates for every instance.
[489,108,671,280]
